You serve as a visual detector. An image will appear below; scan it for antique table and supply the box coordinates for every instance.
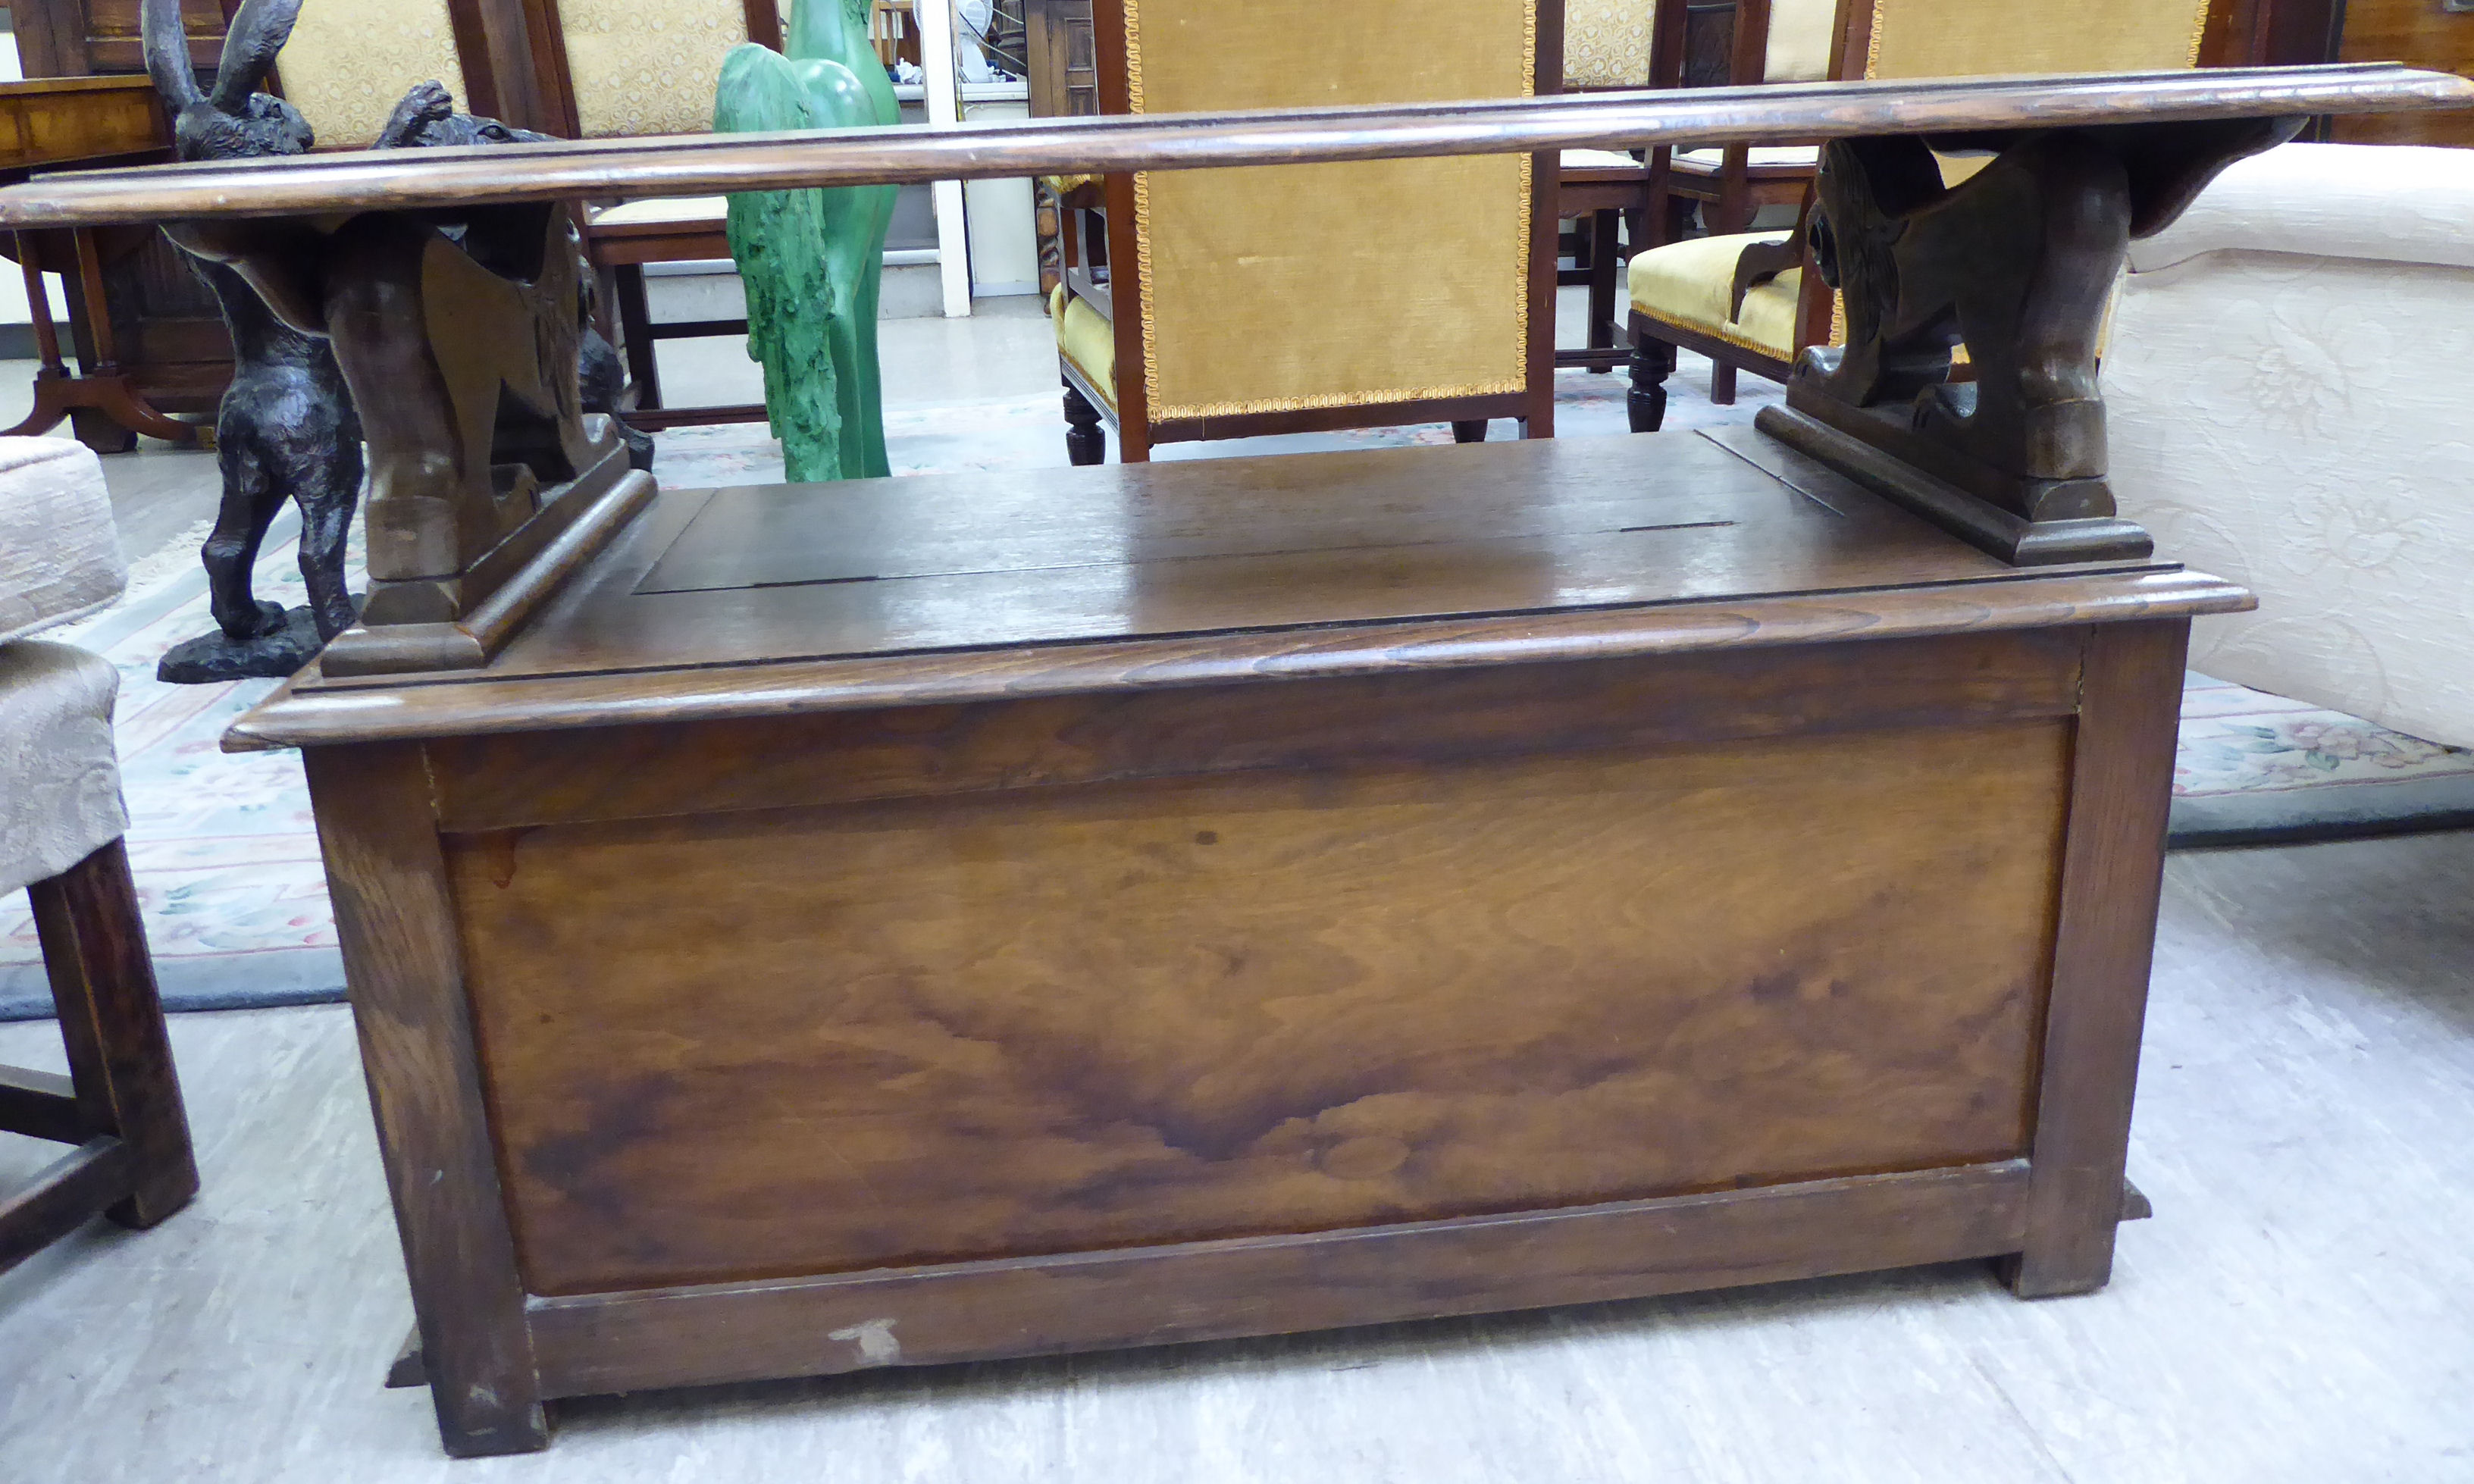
[1,62,2463,1458]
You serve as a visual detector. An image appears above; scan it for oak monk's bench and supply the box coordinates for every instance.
[3,61,2463,1458]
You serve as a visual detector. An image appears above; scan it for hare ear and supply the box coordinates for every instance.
[209,0,305,113]
[141,0,203,109]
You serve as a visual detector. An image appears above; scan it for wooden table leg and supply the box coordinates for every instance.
[2,230,203,452]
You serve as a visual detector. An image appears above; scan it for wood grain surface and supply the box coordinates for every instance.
[421,630,2084,832]
[227,428,2250,751]
[27,838,196,1229]
[0,65,2465,227]
[302,745,547,1457]
[2009,620,2191,1298]
[523,1161,2035,1398]
[449,720,2071,1295]
[227,565,2246,750]
[2336,0,2474,146]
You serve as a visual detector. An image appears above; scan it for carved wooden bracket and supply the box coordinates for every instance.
[168,203,656,675]
[1756,117,2304,565]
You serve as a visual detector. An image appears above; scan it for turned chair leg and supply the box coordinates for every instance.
[612,265,661,412]
[1710,362,1738,406]
[0,838,197,1273]
[1451,420,1489,443]
[1586,209,1621,373]
[1627,332,1676,434]
[1063,381,1105,466]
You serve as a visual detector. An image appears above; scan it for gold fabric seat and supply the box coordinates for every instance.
[1627,231,1804,359]
[1051,286,1118,413]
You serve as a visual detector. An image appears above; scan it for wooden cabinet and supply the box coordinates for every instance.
[2336,0,2474,142]
[9,0,236,78]
[7,0,238,444]
[1022,0,1097,119]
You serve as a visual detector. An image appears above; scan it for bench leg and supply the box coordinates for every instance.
[29,838,197,1229]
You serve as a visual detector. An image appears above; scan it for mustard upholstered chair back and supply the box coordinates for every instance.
[1121,0,1545,424]
[272,0,472,148]
[1857,0,2211,80]
[554,0,762,138]
[1565,0,1657,89]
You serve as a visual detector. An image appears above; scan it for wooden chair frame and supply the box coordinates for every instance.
[1647,0,1830,246]
[1626,0,2259,427]
[1552,0,1671,374]
[515,0,784,429]
[1063,0,1564,463]
[0,839,197,1275]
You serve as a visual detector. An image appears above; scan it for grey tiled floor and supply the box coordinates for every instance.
[3,832,2469,1480]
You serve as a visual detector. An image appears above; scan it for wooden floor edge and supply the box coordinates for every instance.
[522,1161,2035,1401]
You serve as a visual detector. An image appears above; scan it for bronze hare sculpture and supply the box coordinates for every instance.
[142,0,649,682]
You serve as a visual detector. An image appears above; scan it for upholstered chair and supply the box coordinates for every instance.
[269,0,473,149]
[1057,0,1558,463]
[1564,0,1658,89]
[2109,143,2474,750]
[1558,0,1662,371]
[555,0,784,427]
[1624,0,2216,430]
[1653,0,1839,240]
[0,437,196,1273]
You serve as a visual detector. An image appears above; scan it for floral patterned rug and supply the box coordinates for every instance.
[2171,673,2474,848]
[6,375,2469,1019]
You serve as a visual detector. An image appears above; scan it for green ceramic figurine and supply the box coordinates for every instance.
[716,0,900,481]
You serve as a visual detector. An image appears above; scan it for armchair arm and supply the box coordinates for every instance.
[0,438,123,645]
[2130,142,2474,275]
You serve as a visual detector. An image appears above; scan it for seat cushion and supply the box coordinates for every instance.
[1561,148,1646,173]
[587,196,731,230]
[0,437,123,645]
[1630,232,1805,357]
[1671,146,1822,174]
[1051,285,1118,413]
[0,639,126,897]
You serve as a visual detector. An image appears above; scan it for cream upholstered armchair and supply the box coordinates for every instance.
[1055,0,1557,463]
[0,437,197,1270]
[1623,0,2216,431]
[2109,142,2474,750]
